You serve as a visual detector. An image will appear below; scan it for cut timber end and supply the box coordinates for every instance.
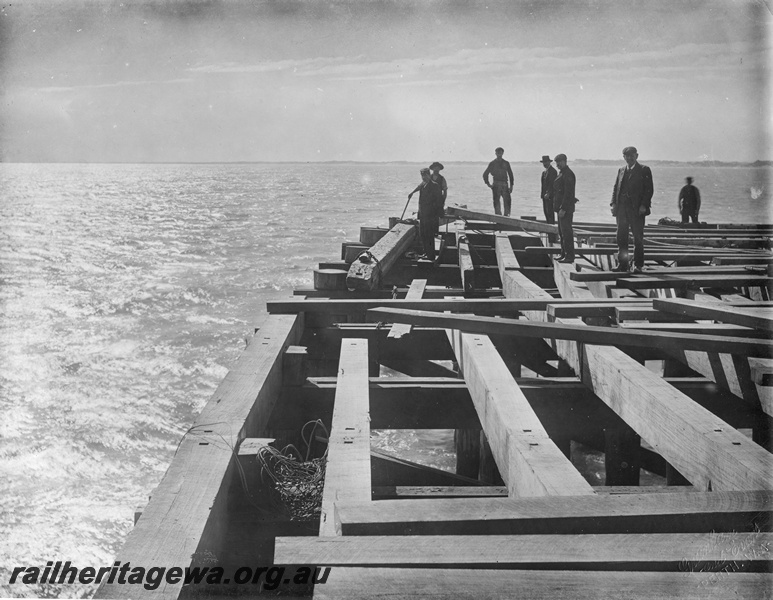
[360,227,389,246]
[314,268,348,290]
[347,223,417,292]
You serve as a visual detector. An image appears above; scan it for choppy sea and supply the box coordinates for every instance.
[1,161,770,598]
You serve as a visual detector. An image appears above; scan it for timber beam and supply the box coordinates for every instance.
[332,490,773,536]
[346,223,417,291]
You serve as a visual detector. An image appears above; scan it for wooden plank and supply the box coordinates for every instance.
[456,231,475,293]
[446,204,559,235]
[346,223,417,291]
[372,485,701,499]
[387,279,426,339]
[617,275,773,291]
[512,261,773,491]
[334,490,773,536]
[268,297,651,315]
[570,266,756,282]
[447,329,595,497]
[619,322,764,337]
[494,232,522,270]
[713,255,773,265]
[582,236,771,249]
[615,306,703,322]
[319,338,371,536]
[653,298,773,333]
[366,307,773,358]
[95,315,302,599]
[310,568,770,600]
[276,533,772,569]
[548,302,650,319]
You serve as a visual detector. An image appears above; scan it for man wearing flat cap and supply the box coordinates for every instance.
[540,155,558,224]
[610,146,654,273]
[552,154,576,263]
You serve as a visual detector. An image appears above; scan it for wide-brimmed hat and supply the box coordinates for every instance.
[429,162,444,171]
[540,155,552,163]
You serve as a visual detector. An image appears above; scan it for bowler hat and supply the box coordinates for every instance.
[540,155,552,162]
[554,153,567,162]
[429,162,444,171]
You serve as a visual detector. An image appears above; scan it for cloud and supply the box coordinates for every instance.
[181,40,765,87]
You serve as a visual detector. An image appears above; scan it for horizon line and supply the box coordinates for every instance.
[1,159,771,166]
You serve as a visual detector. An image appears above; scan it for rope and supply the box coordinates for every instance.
[254,419,330,521]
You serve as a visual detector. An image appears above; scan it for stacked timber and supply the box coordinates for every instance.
[97,205,772,600]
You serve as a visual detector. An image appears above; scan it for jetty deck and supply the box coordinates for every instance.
[96,205,772,599]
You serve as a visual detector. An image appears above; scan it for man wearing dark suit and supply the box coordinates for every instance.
[610,146,654,273]
[552,153,576,263]
[540,155,558,223]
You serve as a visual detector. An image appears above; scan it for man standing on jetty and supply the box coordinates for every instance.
[483,147,514,216]
[415,168,443,261]
[553,154,576,263]
[540,155,558,223]
[610,146,654,273]
[678,176,701,224]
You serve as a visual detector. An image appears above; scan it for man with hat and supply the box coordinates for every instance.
[678,176,701,224]
[483,147,514,216]
[552,154,577,263]
[429,162,448,208]
[610,146,654,273]
[540,155,558,224]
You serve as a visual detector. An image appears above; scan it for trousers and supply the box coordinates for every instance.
[419,215,439,261]
[616,203,645,269]
[542,197,555,224]
[491,182,512,217]
[558,211,574,259]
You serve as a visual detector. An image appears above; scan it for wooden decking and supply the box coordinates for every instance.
[96,206,772,599]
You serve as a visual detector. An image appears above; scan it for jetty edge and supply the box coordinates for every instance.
[96,204,773,599]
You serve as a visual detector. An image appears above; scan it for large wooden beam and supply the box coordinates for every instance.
[456,230,475,293]
[543,262,773,491]
[346,223,417,291]
[652,298,773,333]
[387,279,426,339]
[617,274,773,291]
[319,338,371,536]
[366,307,773,358]
[447,329,594,497]
[446,204,559,235]
[275,532,772,570]
[95,315,302,600]
[305,568,770,600]
[269,297,649,315]
[333,490,773,536]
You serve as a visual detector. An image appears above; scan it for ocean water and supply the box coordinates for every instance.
[0,162,770,598]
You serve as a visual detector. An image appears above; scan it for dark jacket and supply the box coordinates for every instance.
[553,166,577,213]
[541,165,557,201]
[483,158,514,186]
[418,180,444,219]
[611,162,654,215]
[678,184,701,215]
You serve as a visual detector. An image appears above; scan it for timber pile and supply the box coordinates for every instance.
[97,204,772,600]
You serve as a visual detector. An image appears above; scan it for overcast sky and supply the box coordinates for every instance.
[1,0,770,163]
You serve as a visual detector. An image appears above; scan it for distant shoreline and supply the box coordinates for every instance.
[1,160,771,167]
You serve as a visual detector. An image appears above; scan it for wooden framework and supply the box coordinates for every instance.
[97,208,772,600]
